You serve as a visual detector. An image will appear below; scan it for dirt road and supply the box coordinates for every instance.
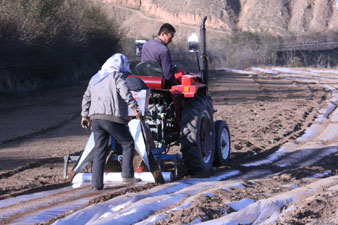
[0,68,337,224]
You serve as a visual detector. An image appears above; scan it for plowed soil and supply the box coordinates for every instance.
[0,70,332,224]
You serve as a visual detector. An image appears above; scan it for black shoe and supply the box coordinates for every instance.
[122,177,141,183]
[91,186,103,191]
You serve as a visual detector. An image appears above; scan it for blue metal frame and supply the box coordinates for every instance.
[110,136,182,162]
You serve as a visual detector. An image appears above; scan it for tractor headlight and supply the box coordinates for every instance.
[183,86,190,93]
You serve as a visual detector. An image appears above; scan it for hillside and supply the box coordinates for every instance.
[94,0,338,38]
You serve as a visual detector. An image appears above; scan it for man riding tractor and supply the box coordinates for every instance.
[132,17,231,175]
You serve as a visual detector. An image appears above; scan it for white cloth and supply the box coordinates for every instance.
[93,53,131,85]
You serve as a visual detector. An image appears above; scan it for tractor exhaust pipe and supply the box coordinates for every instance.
[200,16,208,85]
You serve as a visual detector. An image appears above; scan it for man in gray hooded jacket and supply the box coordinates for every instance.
[81,53,141,190]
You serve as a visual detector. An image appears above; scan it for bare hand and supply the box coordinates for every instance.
[81,117,90,129]
[133,107,141,119]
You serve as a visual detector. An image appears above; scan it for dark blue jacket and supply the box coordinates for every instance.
[141,37,177,85]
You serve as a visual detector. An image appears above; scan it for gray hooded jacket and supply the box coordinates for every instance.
[81,54,138,124]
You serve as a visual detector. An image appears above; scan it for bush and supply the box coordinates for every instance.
[276,31,338,68]
[208,32,278,69]
[169,31,278,70]
[0,0,122,94]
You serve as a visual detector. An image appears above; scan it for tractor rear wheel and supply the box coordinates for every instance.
[180,95,215,174]
[213,120,231,166]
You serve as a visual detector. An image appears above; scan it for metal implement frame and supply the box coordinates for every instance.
[63,137,182,179]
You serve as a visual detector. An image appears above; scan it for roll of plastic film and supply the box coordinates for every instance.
[72,172,172,184]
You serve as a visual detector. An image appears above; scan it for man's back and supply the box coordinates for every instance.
[141,38,177,87]
[141,38,169,65]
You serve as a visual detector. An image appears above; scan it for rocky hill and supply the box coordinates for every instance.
[93,0,338,39]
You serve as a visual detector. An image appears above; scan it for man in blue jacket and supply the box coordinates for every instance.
[81,53,141,190]
[141,23,178,88]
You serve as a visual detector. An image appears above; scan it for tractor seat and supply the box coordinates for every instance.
[135,61,163,77]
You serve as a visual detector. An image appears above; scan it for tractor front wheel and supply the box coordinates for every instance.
[213,120,231,166]
[180,95,215,174]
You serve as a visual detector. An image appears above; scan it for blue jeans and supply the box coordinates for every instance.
[91,119,135,189]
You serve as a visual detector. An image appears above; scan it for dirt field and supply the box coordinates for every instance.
[0,68,337,224]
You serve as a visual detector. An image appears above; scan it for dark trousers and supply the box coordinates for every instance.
[91,119,135,189]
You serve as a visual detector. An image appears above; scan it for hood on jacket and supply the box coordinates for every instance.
[93,53,131,85]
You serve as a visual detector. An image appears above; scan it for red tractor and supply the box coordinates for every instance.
[64,17,230,182]
[131,17,231,175]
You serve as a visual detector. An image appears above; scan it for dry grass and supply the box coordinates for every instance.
[168,32,278,70]
[209,32,278,69]
[0,0,121,94]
